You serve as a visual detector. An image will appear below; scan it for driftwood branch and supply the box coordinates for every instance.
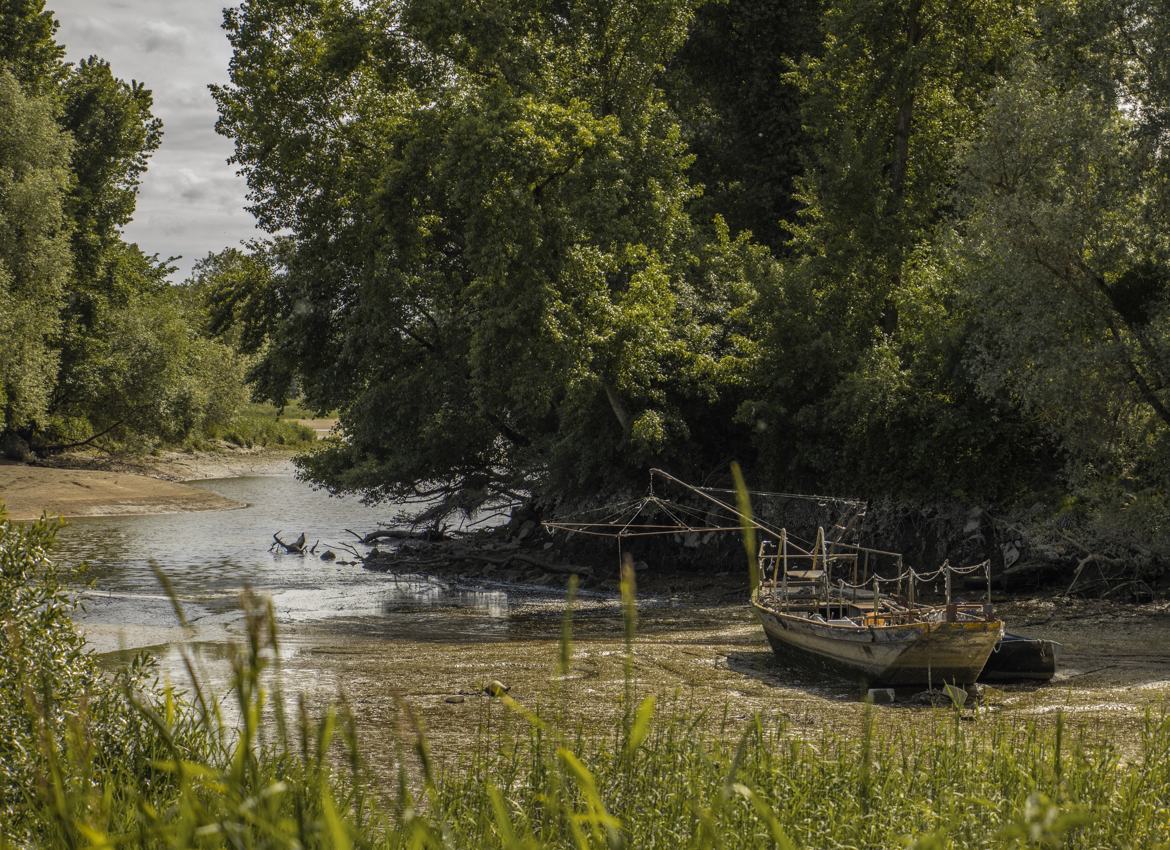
[1065,551,1128,595]
[36,419,126,455]
[271,531,307,554]
[345,527,448,544]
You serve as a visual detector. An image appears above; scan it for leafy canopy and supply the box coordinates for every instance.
[213,0,759,514]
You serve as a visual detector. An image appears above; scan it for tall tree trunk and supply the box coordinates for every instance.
[890,0,923,202]
[883,0,924,335]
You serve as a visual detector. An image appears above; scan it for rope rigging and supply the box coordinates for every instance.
[542,469,992,606]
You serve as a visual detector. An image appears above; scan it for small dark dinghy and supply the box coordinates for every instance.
[978,633,1057,683]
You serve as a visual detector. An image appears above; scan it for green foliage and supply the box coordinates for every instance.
[192,244,282,354]
[4,0,1165,560]
[0,1,248,455]
[0,511,207,843]
[0,67,71,435]
[0,0,65,94]
[960,59,1157,460]
[202,402,318,449]
[53,283,249,450]
[60,55,163,290]
[742,0,1052,501]
[213,0,758,514]
[952,5,1170,554]
[666,0,821,247]
[205,0,1170,547]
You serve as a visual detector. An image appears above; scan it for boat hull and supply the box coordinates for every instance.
[752,599,1003,686]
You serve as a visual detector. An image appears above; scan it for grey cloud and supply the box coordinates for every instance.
[49,0,259,279]
[69,14,118,43]
[142,20,191,54]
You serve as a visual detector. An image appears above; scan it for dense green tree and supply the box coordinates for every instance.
[60,56,162,292]
[3,0,1162,563]
[48,250,249,449]
[665,0,821,247]
[192,244,282,355]
[0,68,71,437]
[0,0,65,94]
[214,0,758,515]
[0,0,246,454]
[745,0,1050,498]
[955,3,1170,550]
[47,57,169,445]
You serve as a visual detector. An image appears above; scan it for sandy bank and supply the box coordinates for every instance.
[0,463,245,520]
[34,444,298,482]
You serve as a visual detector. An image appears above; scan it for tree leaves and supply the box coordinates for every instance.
[214,0,756,512]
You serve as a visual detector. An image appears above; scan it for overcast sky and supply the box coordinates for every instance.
[48,1,258,280]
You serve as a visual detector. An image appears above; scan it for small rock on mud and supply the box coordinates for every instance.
[485,680,510,697]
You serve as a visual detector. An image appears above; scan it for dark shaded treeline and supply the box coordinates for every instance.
[4,1,1167,574]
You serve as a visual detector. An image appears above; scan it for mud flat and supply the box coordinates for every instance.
[0,463,244,520]
[130,588,1170,777]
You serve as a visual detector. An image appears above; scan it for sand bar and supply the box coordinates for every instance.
[0,462,244,520]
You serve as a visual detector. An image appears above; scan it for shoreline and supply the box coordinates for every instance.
[0,448,296,521]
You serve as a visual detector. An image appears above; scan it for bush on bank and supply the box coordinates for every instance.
[0,512,208,842]
[1,512,1168,848]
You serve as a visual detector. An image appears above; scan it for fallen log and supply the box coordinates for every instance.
[346,527,448,545]
[439,548,593,578]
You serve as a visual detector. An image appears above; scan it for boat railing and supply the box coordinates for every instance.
[757,527,994,623]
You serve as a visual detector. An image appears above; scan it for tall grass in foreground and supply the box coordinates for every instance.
[3,514,1170,848]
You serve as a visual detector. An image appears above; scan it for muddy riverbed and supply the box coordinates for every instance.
[55,463,1170,769]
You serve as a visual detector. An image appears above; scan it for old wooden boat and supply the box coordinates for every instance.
[751,585,1003,686]
[543,469,1015,687]
[751,528,1004,686]
[978,633,1058,683]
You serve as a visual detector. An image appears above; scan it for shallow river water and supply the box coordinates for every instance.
[59,464,519,648]
[55,464,1170,765]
